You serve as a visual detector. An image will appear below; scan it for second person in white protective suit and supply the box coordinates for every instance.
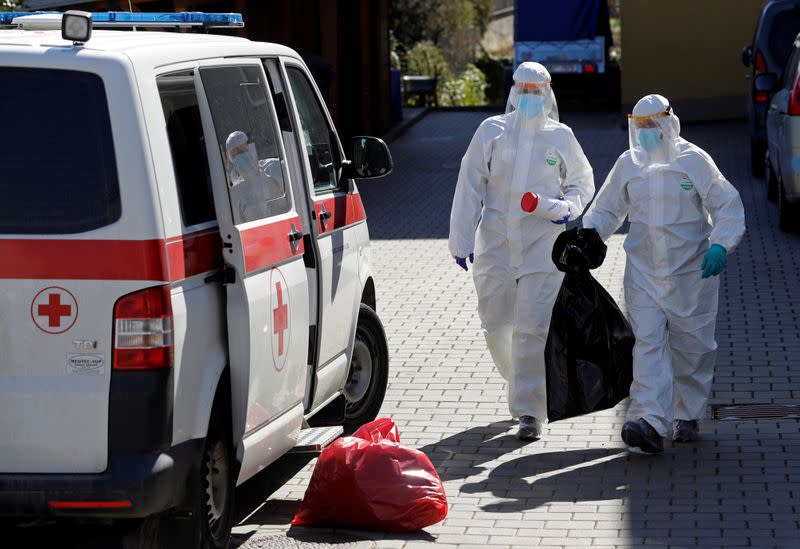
[448,62,595,440]
[583,94,745,454]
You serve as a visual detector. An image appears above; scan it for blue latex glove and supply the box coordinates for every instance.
[455,253,474,271]
[701,244,727,278]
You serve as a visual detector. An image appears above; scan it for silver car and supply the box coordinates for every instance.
[764,32,800,232]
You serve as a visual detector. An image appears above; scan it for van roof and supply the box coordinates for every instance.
[0,29,302,68]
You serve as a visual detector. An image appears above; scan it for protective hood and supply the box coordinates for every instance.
[628,94,681,168]
[505,62,559,134]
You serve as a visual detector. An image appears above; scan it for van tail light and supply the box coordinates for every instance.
[789,75,800,115]
[113,286,173,370]
[754,49,767,74]
[755,90,770,104]
[582,62,597,74]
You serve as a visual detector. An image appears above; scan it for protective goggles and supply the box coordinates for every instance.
[513,82,550,94]
[227,141,250,156]
[627,106,672,127]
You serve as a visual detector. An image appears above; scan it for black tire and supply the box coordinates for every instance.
[751,139,766,178]
[343,304,389,428]
[195,409,235,549]
[767,158,779,203]
[778,178,800,233]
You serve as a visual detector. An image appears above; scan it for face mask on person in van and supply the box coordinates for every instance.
[232,151,255,174]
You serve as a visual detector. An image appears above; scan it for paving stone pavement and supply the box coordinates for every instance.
[232,111,800,549]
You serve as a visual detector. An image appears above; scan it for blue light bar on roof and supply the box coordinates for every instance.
[0,11,244,28]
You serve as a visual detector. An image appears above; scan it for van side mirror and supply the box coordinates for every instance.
[742,46,753,67]
[341,136,393,180]
[754,72,779,93]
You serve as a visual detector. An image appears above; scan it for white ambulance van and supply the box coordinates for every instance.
[0,11,391,548]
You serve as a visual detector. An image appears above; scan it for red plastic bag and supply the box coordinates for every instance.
[291,418,448,532]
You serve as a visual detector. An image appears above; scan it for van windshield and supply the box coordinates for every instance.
[0,68,120,234]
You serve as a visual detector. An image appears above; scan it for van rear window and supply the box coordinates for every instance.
[0,68,121,234]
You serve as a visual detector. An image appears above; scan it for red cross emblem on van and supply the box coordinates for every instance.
[270,269,290,372]
[31,287,78,334]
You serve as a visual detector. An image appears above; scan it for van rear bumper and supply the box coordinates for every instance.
[0,438,202,518]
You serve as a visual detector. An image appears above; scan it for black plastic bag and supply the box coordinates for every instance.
[545,228,634,422]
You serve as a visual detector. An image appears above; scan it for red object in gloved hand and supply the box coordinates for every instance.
[521,192,539,212]
[291,418,448,532]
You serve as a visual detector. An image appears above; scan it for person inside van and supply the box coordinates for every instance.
[225,130,284,222]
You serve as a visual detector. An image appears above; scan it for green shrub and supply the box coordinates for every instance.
[406,41,450,78]
[438,64,487,107]
[474,54,510,105]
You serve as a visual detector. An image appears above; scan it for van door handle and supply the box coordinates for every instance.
[318,204,332,231]
[289,223,303,254]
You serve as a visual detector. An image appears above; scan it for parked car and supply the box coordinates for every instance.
[742,0,800,178]
[762,33,800,232]
[0,10,392,548]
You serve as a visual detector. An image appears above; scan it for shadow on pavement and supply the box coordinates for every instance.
[417,419,532,483]
[458,432,799,547]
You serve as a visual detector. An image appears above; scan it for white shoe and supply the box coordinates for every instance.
[516,416,541,441]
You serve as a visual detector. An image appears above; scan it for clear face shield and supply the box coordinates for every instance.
[627,107,681,167]
[505,81,559,132]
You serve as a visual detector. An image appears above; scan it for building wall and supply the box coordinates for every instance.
[24,0,391,139]
[621,0,764,120]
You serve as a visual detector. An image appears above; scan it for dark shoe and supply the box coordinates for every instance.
[516,416,541,441]
[621,418,664,454]
[673,420,699,442]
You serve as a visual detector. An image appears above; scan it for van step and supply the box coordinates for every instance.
[290,425,344,453]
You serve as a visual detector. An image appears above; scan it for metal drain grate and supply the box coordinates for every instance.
[239,533,375,549]
[713,403,800,420]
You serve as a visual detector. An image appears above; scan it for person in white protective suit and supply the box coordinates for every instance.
[225,130,285,222]
[582,94,745,454]
[448,62,595,440]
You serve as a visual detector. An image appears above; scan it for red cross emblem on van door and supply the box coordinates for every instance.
[31,287,78,334]
[273,282,288,356]
[270,269,290,372]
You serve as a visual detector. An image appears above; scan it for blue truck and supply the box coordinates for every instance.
[513,0,616,104]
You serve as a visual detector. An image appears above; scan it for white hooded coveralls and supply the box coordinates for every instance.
[449,62,595,419]
[583,94,745,437]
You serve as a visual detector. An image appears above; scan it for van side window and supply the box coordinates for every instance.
[286,67,343,195]
[157,71,216,227]
[200,66,291,223]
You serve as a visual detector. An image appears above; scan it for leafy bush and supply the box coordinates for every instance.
[406,41,450,78]
[438,64,487,107]
[474,54,510,105]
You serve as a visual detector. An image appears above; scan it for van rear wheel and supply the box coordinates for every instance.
[196,410,235,549]
[343,304,389,428]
